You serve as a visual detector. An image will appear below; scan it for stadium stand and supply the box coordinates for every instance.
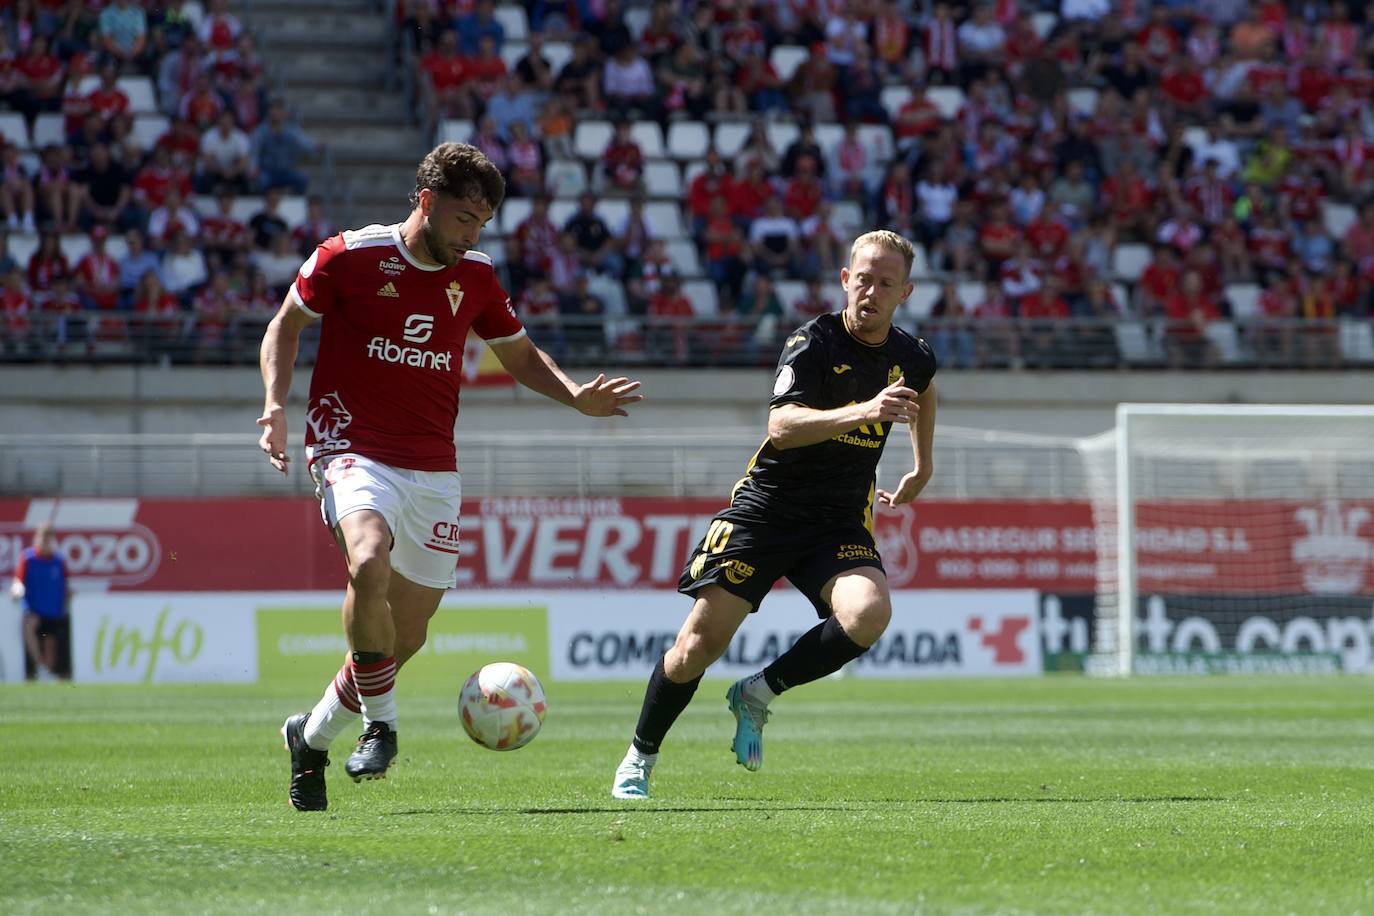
[5,1,1374,370]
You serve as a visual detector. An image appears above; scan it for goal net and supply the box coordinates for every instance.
[1079,405,1374,676]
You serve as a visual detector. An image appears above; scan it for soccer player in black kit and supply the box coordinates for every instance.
[612,230,938,799]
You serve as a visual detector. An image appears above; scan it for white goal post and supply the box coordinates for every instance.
[1080,404,1374,676]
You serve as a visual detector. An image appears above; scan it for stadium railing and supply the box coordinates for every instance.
[0,427,1085,500]
[4,312,1369,370]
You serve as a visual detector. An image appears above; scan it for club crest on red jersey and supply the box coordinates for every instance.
[446,281,464,316]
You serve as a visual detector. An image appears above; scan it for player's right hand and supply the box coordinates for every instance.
[256,407,291,475]
[866,376,920,425]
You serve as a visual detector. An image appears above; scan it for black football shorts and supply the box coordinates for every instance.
[677,505,885,617]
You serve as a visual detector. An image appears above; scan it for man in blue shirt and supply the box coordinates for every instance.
[10,524,70,681]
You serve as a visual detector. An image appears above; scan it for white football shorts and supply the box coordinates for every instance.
[310,452,463,589]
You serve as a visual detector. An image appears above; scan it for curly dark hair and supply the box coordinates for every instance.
[410,142,505,210]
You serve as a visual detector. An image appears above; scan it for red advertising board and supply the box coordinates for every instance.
[0,497,1369,595]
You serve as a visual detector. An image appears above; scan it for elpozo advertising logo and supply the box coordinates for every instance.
[0,499,161,588]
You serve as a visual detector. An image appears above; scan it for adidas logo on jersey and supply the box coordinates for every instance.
[377,282,399,298]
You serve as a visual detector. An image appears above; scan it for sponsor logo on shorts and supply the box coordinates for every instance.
[322,456,357,487]
[719,558,756,585]
[689,552,707,580]
[427,518,462,555]
[379,256,406,276]
[836,543,880,562]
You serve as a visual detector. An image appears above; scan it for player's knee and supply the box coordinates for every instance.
[672,626,731,669]
[838,596,892,647]
[347,550,391,596]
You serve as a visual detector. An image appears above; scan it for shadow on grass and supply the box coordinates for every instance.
[383,796,1225,816]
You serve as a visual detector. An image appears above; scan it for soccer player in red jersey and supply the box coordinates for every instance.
[260,143,642,811]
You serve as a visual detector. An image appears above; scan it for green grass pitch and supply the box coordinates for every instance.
[2,676,1371,914]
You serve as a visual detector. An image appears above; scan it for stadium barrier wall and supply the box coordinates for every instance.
[3,497,1371,681]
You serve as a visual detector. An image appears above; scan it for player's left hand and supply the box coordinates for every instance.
[573,374,643,417]
[878,468,932,507]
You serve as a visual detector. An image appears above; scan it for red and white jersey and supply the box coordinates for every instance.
[291,223,525,472]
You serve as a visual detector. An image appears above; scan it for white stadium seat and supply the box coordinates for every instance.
[1031,11,1058,38]
[682,158,707,187]
[60,234,91,265]
[492,4,528,41]
[630,120,665,159]
[906,282,941,318]
[682,279,719,316]
[666,238,701,276]
[956,282,985,309]
[31,113,64,149]
[643,160,681,198]
[768,45,808,81]
[541,41,572,74]
[1224,283,1261,320]
[623,5,650,39]
[925,86,966,119]
[1322,201,1357,241]
[499,42,528,71]
[1066,88,1099,117]
[830,200,865,239]
[130,115,170,152]
[712,121,751,158]
[188,194,309,227]
[1340,320,1374,363]
[1115,321,1159,363]
[644,201,685,237]
[1111,243,1152,282]
[544,159,587,198]
[880,86,912,122]
[666,121,710,159]
[1182,125,1209,151]
[478,236,505,264]
[813,122,845,159]
[437,119,473,144]
[857,125,895,163]
[499,196,532,235]
[549,199,577,227]
[774,280,806,312]
[0,111,28,148]
[572,120,614,161]
[765,121,800,155]
[1204,320,1243,364]
[8,233,37,266]
[907,243,929,279]
[594,198,630,228]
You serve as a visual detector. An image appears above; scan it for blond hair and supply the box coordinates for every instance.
[849,230,916,279]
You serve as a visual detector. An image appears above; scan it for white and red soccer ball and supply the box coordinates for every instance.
[458,662,547,751]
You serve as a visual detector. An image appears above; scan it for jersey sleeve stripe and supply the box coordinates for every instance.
[462,250,493,266]
[289,283,322,318]
[482,328,527,346]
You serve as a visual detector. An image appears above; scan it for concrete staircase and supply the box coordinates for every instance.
[236,0,428,228]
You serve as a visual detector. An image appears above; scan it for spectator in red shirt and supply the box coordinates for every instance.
[0,268,33,355]
[179,72,225,132]
[1163,270,1221,368]
[1160,55,1208,110]
[727,159,772,224]
[1136,7,1181,68]
[419,30,472,122]
[1136,244,1180,317]
[290,195,332,256]
[1017,277,1071,369]
[781,156,823,221]
[75,225,120,312]
[600,120,643,193]
[131,268,184,362]
[86,64,130,126]
[893,91,943,161]
[27,232,69,293]
[703,196,746,307]
[647,273,694,362]
[1025,211,1070,259]
[133,145,193,211]
[687,149,732,235]
[979,203,1021,270]
[15,35,63,122]
[791,276,838,321]
[199,190,250,269]
[1256,273,1298,365]
[191,269,241,362]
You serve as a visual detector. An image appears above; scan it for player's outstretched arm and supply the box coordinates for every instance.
[878,380,937,507]
[257,295,318,475]
[489,335,642,417]
[768,375,921,450]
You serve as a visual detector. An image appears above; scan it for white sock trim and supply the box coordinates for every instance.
[743,672,778,706]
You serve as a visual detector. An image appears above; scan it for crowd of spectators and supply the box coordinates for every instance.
[0,0,325,363]
[408,0,1374,369]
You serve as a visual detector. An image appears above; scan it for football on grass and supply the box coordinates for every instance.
[459,662,547,751]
